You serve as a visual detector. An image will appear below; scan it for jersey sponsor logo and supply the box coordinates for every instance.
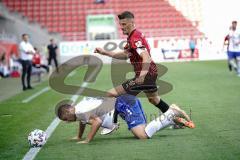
[135,41,143,48]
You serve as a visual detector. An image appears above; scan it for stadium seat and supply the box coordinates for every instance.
[1,0,203,40]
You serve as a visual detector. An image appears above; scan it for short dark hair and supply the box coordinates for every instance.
[22,33,28,38]
[56,104,72,120]
[232,21,237,24]
[118,11,134,20]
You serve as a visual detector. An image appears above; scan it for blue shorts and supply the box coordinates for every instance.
[125,110,146,130]
[115,94,146,130]
[227,51,240,59]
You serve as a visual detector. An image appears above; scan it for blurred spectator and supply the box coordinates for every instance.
[47,39,59,72]
[223,21,240,76]
[32,47,49,73]
[0,51,10,78]
[19,34,35,90]
[189,37,196,58]
[9,54,21,78]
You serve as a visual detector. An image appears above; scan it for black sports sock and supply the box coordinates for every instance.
[155,100,169,113]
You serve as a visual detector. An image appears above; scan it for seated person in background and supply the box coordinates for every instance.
[0,51,10,78]
[32,47,49,73]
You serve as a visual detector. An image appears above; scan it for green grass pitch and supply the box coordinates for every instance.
[0,60,240,160]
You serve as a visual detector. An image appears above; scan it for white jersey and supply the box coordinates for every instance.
[19,41,35,60]
[228,29,240,52]
[75,97,116,124]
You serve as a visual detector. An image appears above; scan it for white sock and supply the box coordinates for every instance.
[237,58,240,74]
[164,108,175,118]
[229,59,237,69]
[145,113,175,138]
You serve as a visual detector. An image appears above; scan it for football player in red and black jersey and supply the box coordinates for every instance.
[94,11,176,116]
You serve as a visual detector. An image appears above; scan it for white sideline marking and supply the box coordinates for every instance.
[22,87,50,103]
[22,82,88,160]
[22,118,60,160]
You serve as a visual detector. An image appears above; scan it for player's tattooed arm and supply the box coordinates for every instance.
[94,47,128,60]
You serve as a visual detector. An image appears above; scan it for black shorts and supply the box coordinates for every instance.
[122,73,158,95]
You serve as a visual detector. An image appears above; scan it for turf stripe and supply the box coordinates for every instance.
[22,87,50,103]
[22,82,88,160]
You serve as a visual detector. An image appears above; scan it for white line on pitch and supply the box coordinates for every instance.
[22,82,88,160]
[69,70,77,77]
[22,87,50,103]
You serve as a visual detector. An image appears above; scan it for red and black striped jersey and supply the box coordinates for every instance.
[125,29,157,77]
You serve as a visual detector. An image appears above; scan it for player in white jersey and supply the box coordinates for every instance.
[224,21,240,76]
[56,97,118,144]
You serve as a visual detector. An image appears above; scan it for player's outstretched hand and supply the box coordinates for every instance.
[70,136,81,141]
[94,48,105,55]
